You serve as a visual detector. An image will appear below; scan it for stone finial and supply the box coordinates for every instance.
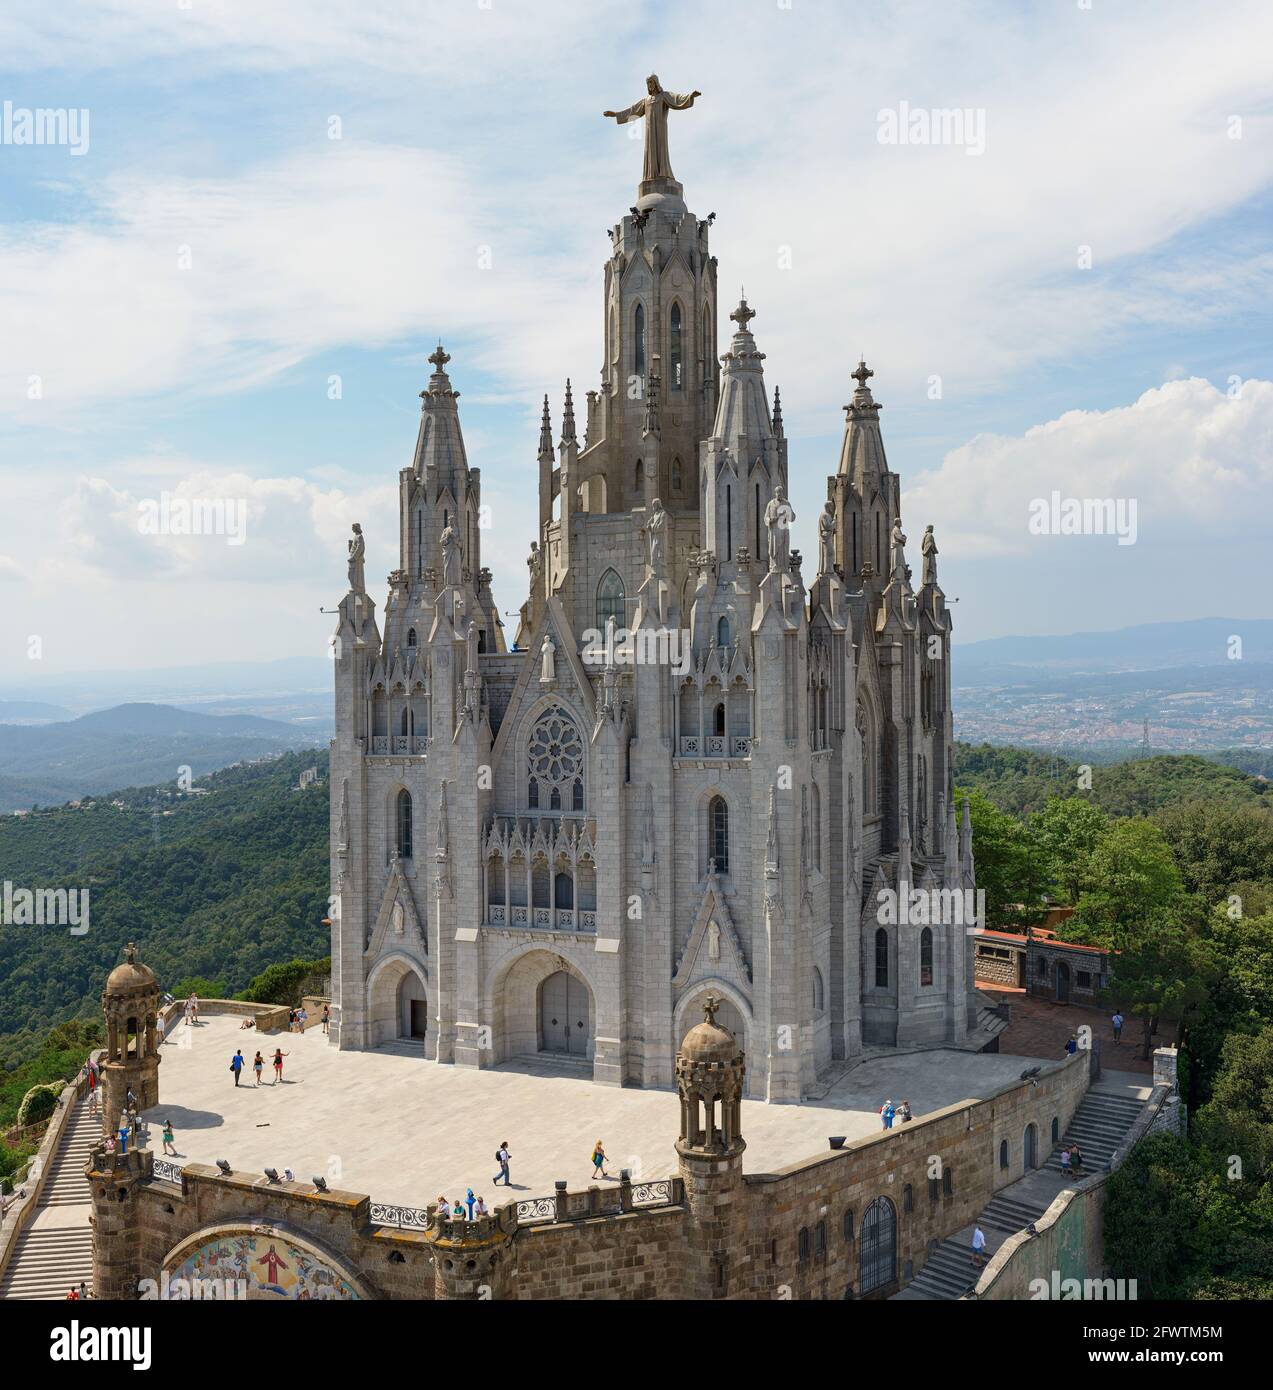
[428,344,451,372]
[702,993,720,1026]
[560,379,577,445]
[124,942,137,965]
[729,295,756,334]
[772,384,784,437]
[538,394,553,459]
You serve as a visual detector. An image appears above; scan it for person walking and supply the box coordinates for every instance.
[1070,1142,1085,1174]
[1060,1146,1071,1175]
[272,1048,290,1084]
[190,994,199,1025]
[253,1051,265,1086]
[590,1140,609,1179]
[78,1281,90,1300]
[971,1225,987,1268]
[321,1004,330,1036]
[298,1006,309,1032]
[1112,1011,1124,1044]
[493,1141,511,1186]
[156,1012,166,1047]
[161,1120,177,1156]
[230,1049,245,1086]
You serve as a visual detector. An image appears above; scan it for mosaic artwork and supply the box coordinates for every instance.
[167,1230,362,1300]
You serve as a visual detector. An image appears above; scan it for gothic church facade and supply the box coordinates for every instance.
[328,95,978,1101]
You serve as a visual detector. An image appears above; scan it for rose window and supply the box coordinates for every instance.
[528,708,584,812]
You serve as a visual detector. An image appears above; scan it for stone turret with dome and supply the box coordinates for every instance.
[99,942,162,1137]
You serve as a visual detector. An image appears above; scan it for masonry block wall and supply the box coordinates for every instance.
[96,1055,1092,1301]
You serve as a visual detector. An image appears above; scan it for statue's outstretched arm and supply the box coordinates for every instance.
[603,100,644,123]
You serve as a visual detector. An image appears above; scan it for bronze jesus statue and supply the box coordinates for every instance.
[604,75,701,186]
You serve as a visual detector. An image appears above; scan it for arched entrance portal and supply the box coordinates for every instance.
[539,970,591,1056]
[859,1197,897,1295]
[1055,960,1071,1004]
[367,957,428,1046]
[1024,1122,1038,1171]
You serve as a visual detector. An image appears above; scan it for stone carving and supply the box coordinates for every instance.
[540,634,557,684]
[890,517,907,581]
[440,525,461,589]
[603,75,701,185]
[644,496,667,573]
[921,524,938,586]
[764,485,795,573]
[347,524,365,594]
[707,921,720,961]
[818,500,836,576]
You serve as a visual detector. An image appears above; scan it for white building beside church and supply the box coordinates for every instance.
[328,92,979,1101]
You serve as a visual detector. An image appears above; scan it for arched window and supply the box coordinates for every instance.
[671,457,683,494]
[859,1197,897,1295]
[875,927,889,988]
[812,784,822,871]
[999,1139,1009,1170]
[717,615,730,648]
[814,1221,827,1257]
[407,628,417,648]
[714,702,726,737]
[634,303,645,378]
[635,459,644,494]
[554,870,574,910]
[395,789,413,859]
[843,1209,855,1243]
[798,1227,810,1262]
[670,302,683,389]
[702,302,712,373]
[920,927,934,987]
[527,706,585,813]
[812,967,825,1014]
[596,569,625,636]
[400,706,412,737]
[709,795,729,874]
[903,1184,914,1214]
[1051,1117,1060,1144]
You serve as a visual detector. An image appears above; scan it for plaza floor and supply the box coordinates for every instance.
[141,1016,1054,1209]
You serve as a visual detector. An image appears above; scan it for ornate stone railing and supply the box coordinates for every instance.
[369,1203,431,1231]
[486,908,596,934]
[513,1174,684,1228]
[369,737,428,756]
[677,736,751,759]
[631,1179,674,1206]
[150,1158,184,1186]
[514,1195,558,1226]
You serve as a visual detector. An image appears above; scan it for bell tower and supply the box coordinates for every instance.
[675,995,747,1297]
[99,942,161,1139]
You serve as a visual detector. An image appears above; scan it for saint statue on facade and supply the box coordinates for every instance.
[347,523,365,594]
[765,485,795,573]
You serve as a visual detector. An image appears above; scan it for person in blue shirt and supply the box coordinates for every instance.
[230,1050,245,1086]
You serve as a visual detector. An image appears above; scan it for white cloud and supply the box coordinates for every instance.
[905,377,1273,557]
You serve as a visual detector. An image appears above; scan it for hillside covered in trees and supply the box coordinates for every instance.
[0,750,330,1071]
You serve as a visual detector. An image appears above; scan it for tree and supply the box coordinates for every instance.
[1154,801,1273,904]
[1072,818,1183,948]
[1107,913,1217,1061]
[958,788,1048,927]
[1028,797,1109,905]
[1195,1025,1273,1182]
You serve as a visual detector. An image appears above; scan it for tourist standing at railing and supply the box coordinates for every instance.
[474,1195,488,1218]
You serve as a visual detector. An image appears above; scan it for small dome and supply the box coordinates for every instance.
[105,944,157,994]
[680,996,740,1064]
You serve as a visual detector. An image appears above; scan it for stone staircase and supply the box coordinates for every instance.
[893,1083,1146,1301]
[1043,1089,1144,1174]
[0,1096,96,1300]
[975,1005,1010,1044]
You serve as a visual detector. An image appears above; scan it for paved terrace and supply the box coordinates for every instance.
[140,1016,1053,1209]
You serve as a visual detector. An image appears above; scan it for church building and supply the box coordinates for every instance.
[328,80,978,1101]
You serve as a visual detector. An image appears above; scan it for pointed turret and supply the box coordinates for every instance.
[772,384,784,439]
[897,811,913,894]
[712,296,773,445]
[538,394,554,458]
[560,378,577,447]
[959,796,974,877]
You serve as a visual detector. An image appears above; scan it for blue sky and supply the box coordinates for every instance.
[1,0,1271,676]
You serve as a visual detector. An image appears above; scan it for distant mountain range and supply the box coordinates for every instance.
[0,702,324,813]
[954,617,1273,686]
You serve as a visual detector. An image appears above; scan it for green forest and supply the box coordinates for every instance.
[954,742,1273,1297]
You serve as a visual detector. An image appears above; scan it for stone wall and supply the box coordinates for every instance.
[96,1053,1091,1300]
[737,1050,1089,1299]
